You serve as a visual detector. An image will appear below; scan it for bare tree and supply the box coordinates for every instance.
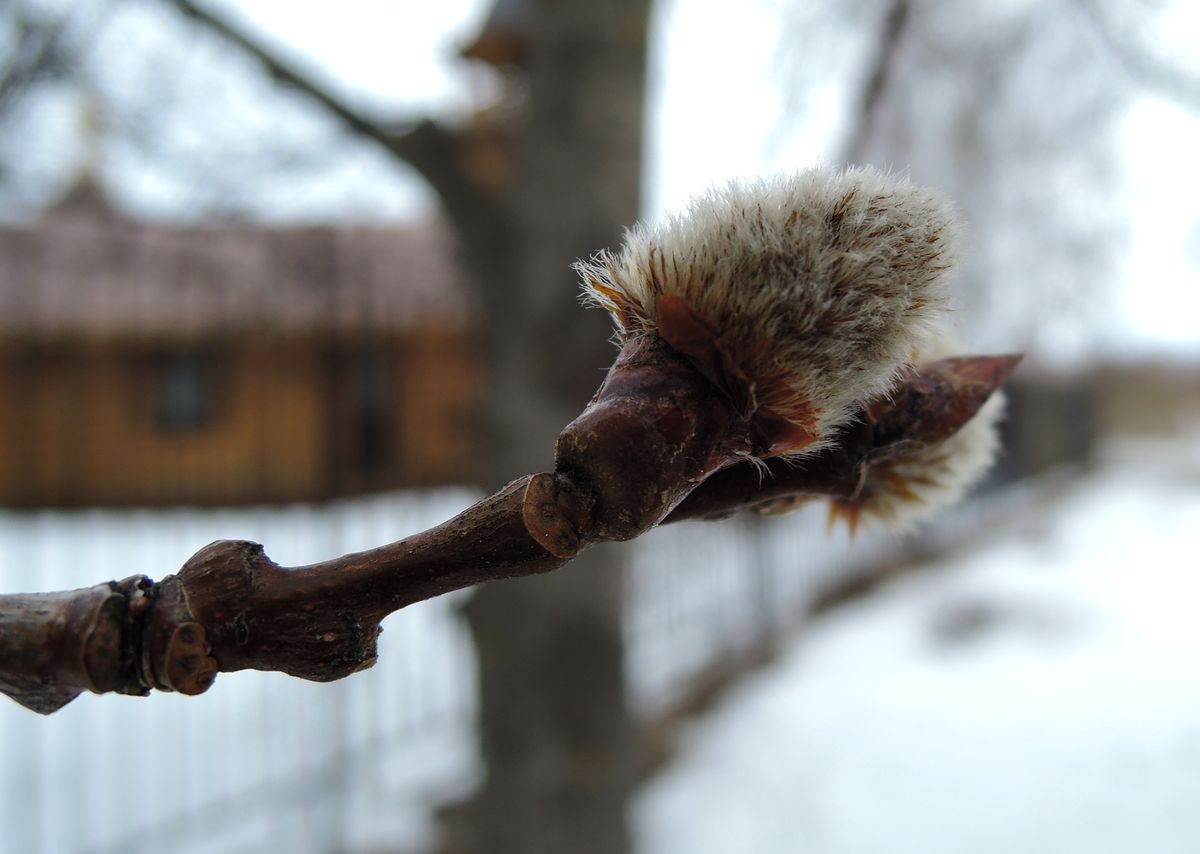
[798,0,1127,356]
[0,0,89,208]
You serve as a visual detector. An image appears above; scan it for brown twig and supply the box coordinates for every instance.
[0,348,1018,714]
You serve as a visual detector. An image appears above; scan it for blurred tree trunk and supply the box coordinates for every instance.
[460,2,649,853]
[116,0,648,847]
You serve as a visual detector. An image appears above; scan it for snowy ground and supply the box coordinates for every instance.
[5,433,1198,853]
[635,433,1200,854]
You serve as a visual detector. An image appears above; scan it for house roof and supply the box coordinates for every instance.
[0,214,471,337]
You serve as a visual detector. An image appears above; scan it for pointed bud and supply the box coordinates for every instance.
[828,354,1020,532]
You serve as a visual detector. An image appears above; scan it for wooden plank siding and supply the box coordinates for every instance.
[0,204,480,508]
[0,329,478,508]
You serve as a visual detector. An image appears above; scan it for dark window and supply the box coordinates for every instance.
[354,349,392,475]
[156,353,211,430]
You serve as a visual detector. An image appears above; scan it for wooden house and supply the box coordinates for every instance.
[0,189,478,507]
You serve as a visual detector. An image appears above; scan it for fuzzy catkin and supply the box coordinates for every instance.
[576,166,957,451]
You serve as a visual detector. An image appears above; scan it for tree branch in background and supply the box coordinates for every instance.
[0,2,74,113]
[1072,0,1200,113]
[169,0,404,149]
[166,0,492,220]
[164,0,516,292]
[840,0,911,166]
[0,354,1018,715]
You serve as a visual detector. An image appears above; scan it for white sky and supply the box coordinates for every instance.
[1117,95,1200,354]
[644,0,844,218]
[202,0,492,117]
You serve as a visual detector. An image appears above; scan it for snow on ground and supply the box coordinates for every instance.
[635,433,1200,854]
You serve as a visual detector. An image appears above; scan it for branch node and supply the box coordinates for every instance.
[163,622,219,696]
[522,473,593,559]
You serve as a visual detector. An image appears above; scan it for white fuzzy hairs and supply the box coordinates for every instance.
[576,166,957,451]
[576,166,1007,531]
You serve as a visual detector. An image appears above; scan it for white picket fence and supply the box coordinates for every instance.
[0,488,906,854]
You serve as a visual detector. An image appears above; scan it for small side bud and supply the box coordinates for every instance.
[829,392,1005,534]
[828,353,1020,533]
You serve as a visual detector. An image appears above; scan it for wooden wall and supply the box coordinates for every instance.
[0,327,478,508]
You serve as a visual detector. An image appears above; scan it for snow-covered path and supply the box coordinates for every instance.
[635,435,1200,854]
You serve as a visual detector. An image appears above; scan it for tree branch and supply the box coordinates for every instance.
[840,0,911,166]
[0,351,1018,714]
[169,0,400,148]
[164,0,495,221]
[1073,0,1200,113]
